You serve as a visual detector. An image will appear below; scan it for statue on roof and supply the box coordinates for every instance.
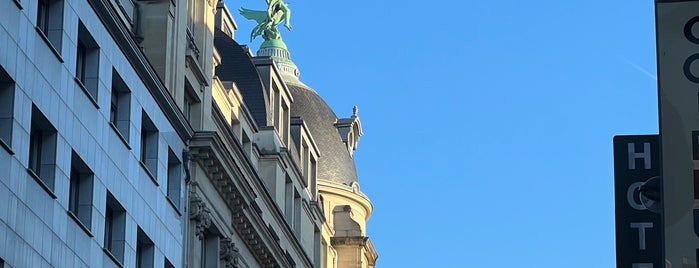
[239,0,292,42]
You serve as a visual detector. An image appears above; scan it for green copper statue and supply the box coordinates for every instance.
[239,0,292,43]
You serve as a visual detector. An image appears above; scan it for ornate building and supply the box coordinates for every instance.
[0,0,377,267]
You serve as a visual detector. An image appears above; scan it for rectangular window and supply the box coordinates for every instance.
[310,156,317,196]
[242,132,252,157]
[183,94,192,122]
[201,234,218,268]
[140,111,159,180]
[271,87,278,128]
[35,0,64,54]
[76,21,100,104]
[69,151,94,231]
[136,227,154,268]
[285,177,293,222]
[314,228,321,267]
[104,192,126,265]
[76,42,85,82]
[110,90,117,124]
[0,66,15,151]
[184,79,200,126]
[28,105,57,194]
[282,101,289,144]
[110,69,131,142]
[299,143,306,179]
[167,148,181,210]
[293,191,301,235]
[302,143,310,184]
[37,0,49,33]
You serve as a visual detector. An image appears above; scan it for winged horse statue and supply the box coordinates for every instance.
[239,0,292,42]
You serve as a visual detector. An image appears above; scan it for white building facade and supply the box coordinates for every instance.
[0,0,191,267]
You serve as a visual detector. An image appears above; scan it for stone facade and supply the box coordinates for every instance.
[0,0,377,267]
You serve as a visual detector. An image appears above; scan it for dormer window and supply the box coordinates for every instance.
[335,106,363,157]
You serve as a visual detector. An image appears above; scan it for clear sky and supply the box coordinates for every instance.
[229,0,659,267]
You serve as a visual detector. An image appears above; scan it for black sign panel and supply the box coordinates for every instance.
[614,135,662,268]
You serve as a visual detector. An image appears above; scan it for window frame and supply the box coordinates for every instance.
[75,21,100,107]
[110,69,132,147]
[136,227,154,268]
[76,41,86,82]
[34,0,64,60]
[68,151,94,235]
[0,67,15,154]
[166,148,182,213]
[28,104,58,198]
[104,192,126,265]
[140,111,159,183]
[37,0,50,35]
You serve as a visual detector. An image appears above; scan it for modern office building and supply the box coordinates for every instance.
[0,0,191,267]
[0,0,377,267]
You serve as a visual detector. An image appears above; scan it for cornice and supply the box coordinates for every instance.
[190,130,315,268]
[329,236,378,265]
[207,106,316,267]
[318,181,373,218]
[87,0,194,141]
[190,133,282,267]
[330,236,368,246]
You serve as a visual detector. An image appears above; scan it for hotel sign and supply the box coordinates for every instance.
[614,135,662,268]
[656,0,699,265]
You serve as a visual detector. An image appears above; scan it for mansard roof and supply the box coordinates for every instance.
[214,30,270,127]
[286,82,359,185]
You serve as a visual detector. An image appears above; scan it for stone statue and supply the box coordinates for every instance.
[239,0,292,42]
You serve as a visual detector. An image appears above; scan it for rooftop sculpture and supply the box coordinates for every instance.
[239,0,292,47]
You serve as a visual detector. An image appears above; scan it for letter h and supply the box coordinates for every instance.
[628,142,651,170]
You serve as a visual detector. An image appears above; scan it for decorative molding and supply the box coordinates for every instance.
[330,236,367,246]
[208,0,218,13]
[334,106,363,157]
[330,236,378,266]
[220,238,242,268]
[190,132,283,267]
[189,192,213,239]
[186,27,201,59]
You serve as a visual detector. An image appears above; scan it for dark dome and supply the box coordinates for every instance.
[286,82,358,185]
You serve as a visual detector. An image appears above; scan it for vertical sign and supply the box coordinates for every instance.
[657,1,699,266]
[615,135,662,267]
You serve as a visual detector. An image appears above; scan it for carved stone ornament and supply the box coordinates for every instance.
[189,192,213,239]
[220,238,242,268]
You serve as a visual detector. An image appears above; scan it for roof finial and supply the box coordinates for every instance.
[353,106,359,117]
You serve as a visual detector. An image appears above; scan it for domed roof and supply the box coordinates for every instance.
[286,81,359,185]
[215,28,360,186]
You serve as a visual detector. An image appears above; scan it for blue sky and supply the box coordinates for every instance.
[231,0,659,266]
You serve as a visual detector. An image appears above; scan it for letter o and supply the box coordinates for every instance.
[684,53,699,83]
[627,182,647,211]
[685,16,699,44]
